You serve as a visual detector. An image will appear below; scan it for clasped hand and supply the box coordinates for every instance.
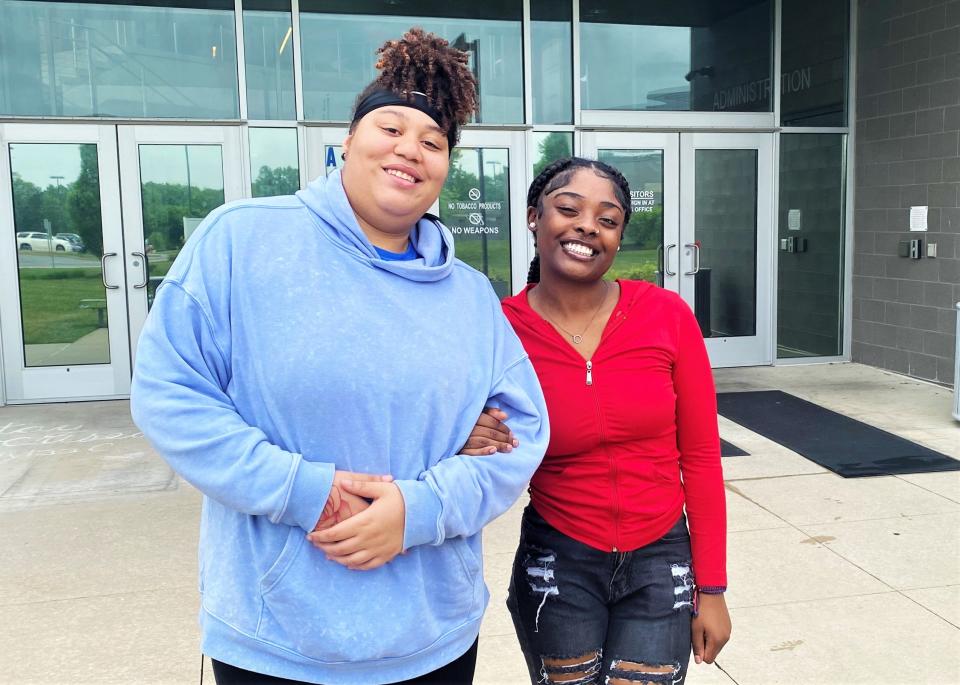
[310,408,512,571]
[307,470,405,571]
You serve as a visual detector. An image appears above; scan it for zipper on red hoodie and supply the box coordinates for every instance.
[586,307,630,553]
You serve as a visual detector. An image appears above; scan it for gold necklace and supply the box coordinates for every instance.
[537,283,610,345]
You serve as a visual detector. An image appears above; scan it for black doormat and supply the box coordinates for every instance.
[716,390,960,478]
[721,440,749,457]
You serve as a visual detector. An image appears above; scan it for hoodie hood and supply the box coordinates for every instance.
[296,169,455,283]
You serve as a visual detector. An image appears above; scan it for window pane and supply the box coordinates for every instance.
[9,143,110,367]
[532,0,572,124]
[0,1,239,118]
[778,134,846,357]
[299,1,523,124]
[781,0,848,127]
[695,149,758,337]
[439,148,511,297]
[249,128,300,197]
[598,149,663,284]
[532,131,572,177]
[139,145,225,309]
[244,1,296,120]
[580,0,772,112]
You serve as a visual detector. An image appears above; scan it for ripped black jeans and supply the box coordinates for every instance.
[506,506,694,685]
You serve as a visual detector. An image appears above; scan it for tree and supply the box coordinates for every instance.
[533,133,572,177]
[11,172,42,234]
[140,181,224,252]
[252,165,300,198]
[68,145,104,256]
[625,205,662,249]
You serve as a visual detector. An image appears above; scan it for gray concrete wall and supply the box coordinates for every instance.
[854,0,960,386]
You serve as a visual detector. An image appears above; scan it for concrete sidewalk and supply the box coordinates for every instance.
[0,363,957,684]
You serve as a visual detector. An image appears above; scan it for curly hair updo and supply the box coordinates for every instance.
[350,28,479,150]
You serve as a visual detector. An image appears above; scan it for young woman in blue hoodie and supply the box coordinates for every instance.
[131,28,548,685]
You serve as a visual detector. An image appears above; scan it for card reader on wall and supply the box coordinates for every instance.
[898,239,923,259]
[779,236,808,253]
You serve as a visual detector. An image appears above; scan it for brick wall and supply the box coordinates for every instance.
[855,0,960,386]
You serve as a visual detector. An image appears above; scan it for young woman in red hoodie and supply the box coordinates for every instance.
[465,157,730,685]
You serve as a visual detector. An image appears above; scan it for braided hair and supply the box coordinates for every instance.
[526,157,632,284]
[351,28,479,148]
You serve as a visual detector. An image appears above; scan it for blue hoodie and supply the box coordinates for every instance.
[130,170,549,684]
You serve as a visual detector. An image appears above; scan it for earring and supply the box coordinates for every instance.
[340,152,347,161]
[529,222,536,228]
[617,245,621,252]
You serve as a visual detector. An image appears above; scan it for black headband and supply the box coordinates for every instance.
[351,88,456,152]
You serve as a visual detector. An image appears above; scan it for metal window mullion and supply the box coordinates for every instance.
[521,0,534,251]
[522,0,532,126]
[297,123,307,187]
[240,121,252,197]
[843,0,858,362]
[771,127,781,363]
[235,0,247,120]
[780,126,850,134]
[0,124,10,408]
[246,119,298,127]
[571,0,581,126]
[774,0,781,125]
[292,0,305,121]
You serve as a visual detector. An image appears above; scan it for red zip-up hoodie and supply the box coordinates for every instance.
[502,279,727,590]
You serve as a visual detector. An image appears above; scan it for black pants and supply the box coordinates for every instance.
[211,639,479,685]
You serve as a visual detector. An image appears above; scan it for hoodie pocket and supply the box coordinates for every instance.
[257,534,482,663]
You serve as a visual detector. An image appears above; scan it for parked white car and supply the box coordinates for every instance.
[16,232,81,252]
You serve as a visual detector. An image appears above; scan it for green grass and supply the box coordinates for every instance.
[18,268,107,344]
[453,238,511,282]
[607,248,659,282]
[148,255,175,278]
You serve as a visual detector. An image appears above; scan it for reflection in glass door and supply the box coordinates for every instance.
[445,130,528,296]
[119,126,245,361]
[589,133,680,292]
[583,131,772,367]
[440,147,511,298]
[11,143,111,367]
[138,145,225,310]
[0,124,130,401]
[598,150,663,283]
[681,134,773,366]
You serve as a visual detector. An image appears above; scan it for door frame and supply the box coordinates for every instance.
[117,125,246,365]
[0,123,131,402]
[682,132,774,367]
[581,130,775,367]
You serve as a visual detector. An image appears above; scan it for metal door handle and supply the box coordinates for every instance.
[101,252,119,289]
[684,243,701,275]
[664,244,677,276]
[131,251,148,288]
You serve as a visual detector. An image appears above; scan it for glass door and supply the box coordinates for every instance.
[582,131,773,367]
[682,133,773,367]
[118,126,245,363]
[0,124,130,402]
[441,129,528,297]
[305,127,529,296]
